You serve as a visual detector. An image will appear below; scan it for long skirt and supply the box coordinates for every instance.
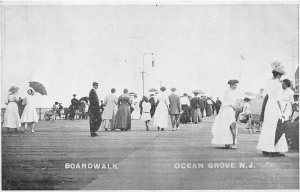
[257,99,288,153]
[114,104,131,130]
[191,108,202,123]
[153,102,169,128]
[206,104,212,117]
[3,102,21,128]
[21,104,38,123]
[180,105,190,124]
[211,106,236,145]
[100,109,116,130]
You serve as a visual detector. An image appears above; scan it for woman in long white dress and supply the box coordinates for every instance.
[21,88,38,132]
[131,95,141,120]
[3,86,21,133]
[153,87,170,131]
[212,80,239,149]
[140,96,152,131]
[100,88,118,131]
[257,61,288,157]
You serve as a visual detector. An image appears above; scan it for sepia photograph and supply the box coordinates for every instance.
[1,0,299,190]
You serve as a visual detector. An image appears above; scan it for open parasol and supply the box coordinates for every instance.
[243,91,256,99]
[79,96,89,103]
[149,88,158,92]
[29,81,47,95]
[129,92,137,97]
[192,89,204,94]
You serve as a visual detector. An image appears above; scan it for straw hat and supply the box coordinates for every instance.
[271,61,286,75]
[8,86,19,93]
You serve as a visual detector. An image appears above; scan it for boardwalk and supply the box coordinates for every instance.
[2,117,299,190]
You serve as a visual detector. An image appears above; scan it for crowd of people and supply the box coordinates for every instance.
[2,61,299,157]
[86,82,223,137]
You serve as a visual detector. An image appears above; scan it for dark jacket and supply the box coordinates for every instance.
[169,93,181,115]
[89,89,100,112]
[190,97,201,109]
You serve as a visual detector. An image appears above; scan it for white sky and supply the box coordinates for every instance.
[1,3,299,107]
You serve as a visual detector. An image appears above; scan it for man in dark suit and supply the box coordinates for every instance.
[199,96,206,118]
[70,94,79,120]
[88,82,101,137]
[169,88,181,131]
[215,97,222,115]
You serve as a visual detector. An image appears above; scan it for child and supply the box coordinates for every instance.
[140,96,152,131]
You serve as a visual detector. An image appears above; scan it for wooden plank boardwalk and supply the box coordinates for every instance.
[1,116,299,190]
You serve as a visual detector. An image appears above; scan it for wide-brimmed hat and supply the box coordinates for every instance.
[171,87,177,92]
[271,61,286,75]
[228,79,239,85]
[9,86,19,93]
[93,82,99,86]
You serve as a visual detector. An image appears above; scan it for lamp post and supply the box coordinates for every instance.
[141,53,154,96]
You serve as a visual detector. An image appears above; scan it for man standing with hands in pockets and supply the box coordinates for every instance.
[89,82,101,137]
[169,88,181,131]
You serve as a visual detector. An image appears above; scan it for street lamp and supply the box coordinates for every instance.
[141,52,154,96]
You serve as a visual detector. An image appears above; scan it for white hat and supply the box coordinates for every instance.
[271,61,286,75]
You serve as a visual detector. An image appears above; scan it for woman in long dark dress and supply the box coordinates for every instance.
[114,89,132,131]
[190,92,202,123]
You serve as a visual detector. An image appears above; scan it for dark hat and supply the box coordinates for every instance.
[183,93,188,96]
[73,94,76,97]
[171,87,177,92]
[55,102,58,104]
[160,87,166,92]
[244,97,250,102]
[228,79,239,85]
[93,82,99,86]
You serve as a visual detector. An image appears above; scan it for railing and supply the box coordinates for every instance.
[1,108,59,121]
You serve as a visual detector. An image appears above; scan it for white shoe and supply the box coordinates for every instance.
[172,128,175,131]
[31,129,35,133]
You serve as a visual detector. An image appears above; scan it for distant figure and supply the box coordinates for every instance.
[114,89,132,131]
[52,102,59,120]
[180,93,191,124]
[3,86,21,133]
[140,96,152,131]
[70,94,79,120]
[131,95,141,120]
[100,88,118,131]
[21,88,38,133]
[153,87,170,131]
[238,98,251,123]
[88,82,101,137]
[58,103,63,119]
[199,96,206,118]
[205,97,213,117]
[190,92,202,124]
[149,94,156,118]
[281,79,295,121]
[169,88,181,131]
[215,98,222,115]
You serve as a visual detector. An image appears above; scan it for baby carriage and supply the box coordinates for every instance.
[44,109,56,121]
